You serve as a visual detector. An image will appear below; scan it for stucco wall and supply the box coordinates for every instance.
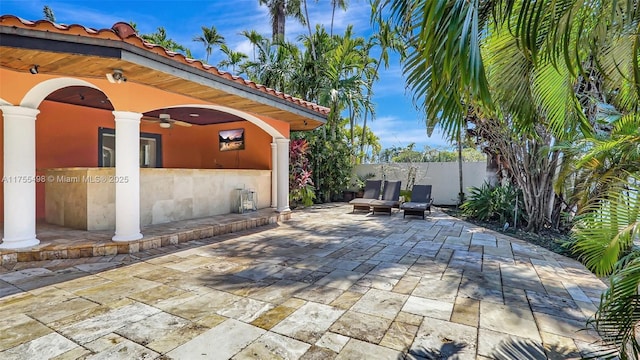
[353,162,488,205]
[45,168,272,230]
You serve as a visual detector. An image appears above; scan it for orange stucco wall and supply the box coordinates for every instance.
[1,100,278,220]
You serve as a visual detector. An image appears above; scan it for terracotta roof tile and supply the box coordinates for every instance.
[1,15,330,116]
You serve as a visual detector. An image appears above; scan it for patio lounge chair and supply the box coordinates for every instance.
[349,179,382,213]
[370,180,402,215]
[400,184,433,219]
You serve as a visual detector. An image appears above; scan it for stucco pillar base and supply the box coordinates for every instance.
[275,138,290,213]
[0,236,40,249]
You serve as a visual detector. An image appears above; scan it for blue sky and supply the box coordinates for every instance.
[0,0,451,150]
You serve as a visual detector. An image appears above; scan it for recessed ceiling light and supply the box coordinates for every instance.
[189,113,200,117]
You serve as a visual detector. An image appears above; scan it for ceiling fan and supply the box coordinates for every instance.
[142,113,192,128]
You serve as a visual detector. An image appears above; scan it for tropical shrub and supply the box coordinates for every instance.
[289,139,316,206]
[461,182,525,228]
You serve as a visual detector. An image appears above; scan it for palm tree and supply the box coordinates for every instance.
[142,27,192,58]
[240,30,263,61]
[218,44,248,74]
[193,25,225,64]
[329,0,348,36]
[43,6,55,22]
[258,0,306,42]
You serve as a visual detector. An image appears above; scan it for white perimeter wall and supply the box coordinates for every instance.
[353,162,488,206]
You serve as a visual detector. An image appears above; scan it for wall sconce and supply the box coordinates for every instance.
[29,65,39,74]
[106,69,127,83]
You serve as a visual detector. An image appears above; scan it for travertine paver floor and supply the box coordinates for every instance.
[0,204,609,359]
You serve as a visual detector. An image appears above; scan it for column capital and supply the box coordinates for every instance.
[112,111,142,123]
[0,105,40,118]
[275,137,290,145]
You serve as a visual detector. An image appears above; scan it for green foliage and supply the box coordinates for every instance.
[461,182,525,227]
[289,139,316,207]
[380,144,486,163]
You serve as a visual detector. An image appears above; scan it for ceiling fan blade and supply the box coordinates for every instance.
[173,120,193,127]
[141,116,160,122]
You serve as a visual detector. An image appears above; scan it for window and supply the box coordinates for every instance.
[98,128,162,168]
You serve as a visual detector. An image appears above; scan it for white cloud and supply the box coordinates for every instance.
[367,116,452,150]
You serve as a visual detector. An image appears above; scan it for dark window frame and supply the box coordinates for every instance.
[98,127,163,168]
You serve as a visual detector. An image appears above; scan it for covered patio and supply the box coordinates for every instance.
[0,204,608,359]
[0,15,328,249]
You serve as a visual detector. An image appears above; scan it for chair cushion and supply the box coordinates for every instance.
[370,200,398,207]
[401,202,428,211]
[349,198,376,205]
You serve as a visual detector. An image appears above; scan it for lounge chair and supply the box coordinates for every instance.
[400,185,433,219]
[370,180,402,215]
[349,179,382,213]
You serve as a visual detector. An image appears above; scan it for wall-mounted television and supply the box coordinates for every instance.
[219,128,245,151]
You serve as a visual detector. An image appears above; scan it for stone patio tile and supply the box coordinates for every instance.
[354,274,399,291]
[315,269,365,290]
[58,302,160,344]
[27,297,99,324]
[328,259,362,271]
[392,275,420,294]
[396,311,424,326]
[215,297,274,322]
[294,284,344,304]
[251,304,299,330]
[271,302,344,343]
[50,346,92,360]
[329,290,364,310]
[74,277,160,304]
[162,290,241,320]
[234,263,287,281]
[562,281,592,303]
[379,320,419,351]
[233,332,310,359]
[0,267,52,283]
[114,311,190,345]
[127,284,190,307]
[411,276,460,301]
[479,301,541,341]
[368,262,410,279]
[351,288,408,320]
[450,297,479,327]
[477,328,545,359]
[329,310,393,343]
[0,315,51,351]
[300,345,337,360]
[409,317,477,360]
[402,295,453,321]
[145,323,212,354]
[0,332,77,360]
[335,338,402,360]
[167,319,265,359]
[533,312,600,343]
[526,290,586,322]
[83,333,159,360]
[315,332,350,353]
[250,279,311,303]
[540,331,582,360]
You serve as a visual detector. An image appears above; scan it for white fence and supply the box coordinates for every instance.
[353,162,488,206]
